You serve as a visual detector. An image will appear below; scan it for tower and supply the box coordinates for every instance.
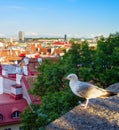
[64,34,67,42]
[19,31,24,42]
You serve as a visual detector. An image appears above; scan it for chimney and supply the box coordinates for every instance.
[11,84,22,100]
[23,65,28,75]
[2,69,8,77]
[16,66,22,75]
[38,58,42,65]
[24,57,29,65]
[16,73,22,85]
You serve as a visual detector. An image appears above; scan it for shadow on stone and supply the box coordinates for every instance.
[46,83,119,130]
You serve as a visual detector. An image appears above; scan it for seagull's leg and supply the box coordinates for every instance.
[80,99,89,109]
[85,99,89,108]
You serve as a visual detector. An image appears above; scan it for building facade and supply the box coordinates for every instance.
[0,57,41,130]
[18,31,24,42]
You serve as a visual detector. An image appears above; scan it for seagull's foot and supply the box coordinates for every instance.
[80,103,88,109]
[78,100,81,104]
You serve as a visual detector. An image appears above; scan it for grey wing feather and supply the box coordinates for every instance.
[77,82,107,99]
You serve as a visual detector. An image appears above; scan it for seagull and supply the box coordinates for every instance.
[65,73,118,109]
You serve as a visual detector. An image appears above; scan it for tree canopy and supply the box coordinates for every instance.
[21,32,119,129]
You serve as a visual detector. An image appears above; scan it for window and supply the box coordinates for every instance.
[0,113,3,120]
[19,126,23,130]
[4,128,11,130]
[12,111,20,118]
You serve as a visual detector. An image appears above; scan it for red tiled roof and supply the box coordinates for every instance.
[20,53,26,57]
[53,48,64,54]
[22,76,41,104]
[64,44,71,48]
[28,58,40,74]
[35,53,41,58]
[0,93,28,126]
[30,44,36,53]
[53,41,66,45]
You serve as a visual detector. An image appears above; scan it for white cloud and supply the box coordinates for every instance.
[90,33,104,38]
[8,5,25,10]
[0,5,25,11]
[25,32,39,37]
[0,33,5,37]
[90,34,95,38]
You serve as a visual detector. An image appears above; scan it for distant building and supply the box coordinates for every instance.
[18,31,24,42]
[64,34,67,42]
[0,42,4,47]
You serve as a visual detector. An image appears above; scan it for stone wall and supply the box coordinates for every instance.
[46,83,119,130]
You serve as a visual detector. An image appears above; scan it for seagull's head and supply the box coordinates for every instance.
[65,73,78,81]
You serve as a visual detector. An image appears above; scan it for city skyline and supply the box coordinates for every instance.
[0,0,119,38]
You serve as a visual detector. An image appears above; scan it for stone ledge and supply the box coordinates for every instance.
[46,83,119,130]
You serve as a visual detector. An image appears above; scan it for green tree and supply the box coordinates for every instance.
[91,33,119,86]
[77,41,95,81]
[21,32,119,129]
[31,60,65,96]
[22,42,84,129]
[21,105,40,130]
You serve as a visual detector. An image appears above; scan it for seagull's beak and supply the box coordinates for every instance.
[62,77,67,80]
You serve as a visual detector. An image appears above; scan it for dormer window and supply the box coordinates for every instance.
[12,111,20,118]
[0,113,3,120]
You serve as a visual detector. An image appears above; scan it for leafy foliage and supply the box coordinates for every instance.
[21,89,79,129]
[21,32,119,129]
[90,33,119,86]
[31,60,65,96]
[21,105,39,130]
[36,89,79,126]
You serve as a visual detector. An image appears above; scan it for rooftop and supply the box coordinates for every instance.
[0,93,28,126]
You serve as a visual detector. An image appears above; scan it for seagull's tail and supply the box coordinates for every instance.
[99,91,117,98]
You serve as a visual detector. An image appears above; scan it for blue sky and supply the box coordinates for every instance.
[0,0,119,38]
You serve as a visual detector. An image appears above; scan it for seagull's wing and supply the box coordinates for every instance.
[77,82,115,99]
